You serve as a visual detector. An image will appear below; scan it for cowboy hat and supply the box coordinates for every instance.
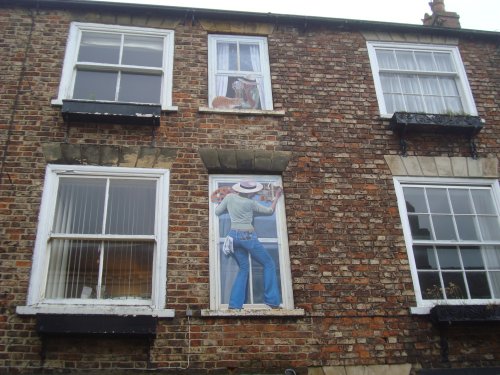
[232,180,263,194]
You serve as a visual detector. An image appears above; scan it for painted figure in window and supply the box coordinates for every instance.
[212,76,261,110]
[214,180,282,309]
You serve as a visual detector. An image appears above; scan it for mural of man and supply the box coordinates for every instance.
[214,180,282,309]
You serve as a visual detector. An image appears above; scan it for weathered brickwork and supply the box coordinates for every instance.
[0,2,499,374]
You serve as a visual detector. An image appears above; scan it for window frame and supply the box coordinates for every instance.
[367,42,477,118]
[207,34,274,111]
[21,165,171,316]
[52,22,175,110]
[208,174,295,312]
[393,176,500,309]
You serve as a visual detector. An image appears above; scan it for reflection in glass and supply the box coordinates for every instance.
[408,214,432,240]
[460,247,484,270]
[432,214,456,240]
[404,187,427,213]
[472,189,495,214]
[414,246,437,270]
[118,73,162,104]
[73,70,118,101]
[427,188,450,213]
[418,271,442,299]
[442,272,466,299]
[122,35,163,67]
[456,216,478,240]
[466,272,491,299]
[106,179,156,235]
[437,247,461,269]
[78,32,120,64]
[102,241,153,299]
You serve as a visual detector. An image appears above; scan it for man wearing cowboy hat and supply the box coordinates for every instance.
[215,180,282,309]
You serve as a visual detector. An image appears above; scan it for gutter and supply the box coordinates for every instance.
[4,0,500,39]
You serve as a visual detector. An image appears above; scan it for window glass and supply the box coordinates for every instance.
[367,42,475,115]
[54,23,174,108]
[106,179,156,235]
[209,35,272,110]
[210,175,292,311]
[29,165,170,310]
[78,32,121,64]
[118,73,162,103]
[396,180,500,305]
[73,70,118,101]
[122,35,163,67]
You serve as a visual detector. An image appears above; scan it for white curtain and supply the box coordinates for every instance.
[249,44,265,109]
[215,43,229,97]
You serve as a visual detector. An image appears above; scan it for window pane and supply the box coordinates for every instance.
[466,272,491,299]
[414,246,438,270]
[415,52,436,71]
[53,178,106,234]
[434,52,454,72]
[381,74,402,93]
[437,247,461,269]
[442,272,467,299]
[78,32,120,64]
[106,179,156,235]
[404,187,427,213]
[427,188,450,213]
[250,243,281,304]
[418,271,443,299]
[400,75,421,94]
[73,70,118,101]
[439,77,460,96]
[444,97,463,113]
[240,44,260,72]
[420,76,441,95]
[424,97,445,114]
[484,246,500,268]
[118,73,162,104]
[376,50,397,69]
[449,189,473,214]
[490,271,500,298]
[395,50,416,70]
[384,93,405,113]
[460,247,484,269]
[406,95,425,112]
[432,214,456,240]
[122,35,163,67]
[478,216,500,241]
[456,216,478,240]
[472,189,496,214]
[409,214,432,240]
[102,241,153,299]
[217,42,238,71]
[45,240,100,299]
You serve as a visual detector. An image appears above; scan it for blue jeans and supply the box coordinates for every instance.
[228,229,281,309]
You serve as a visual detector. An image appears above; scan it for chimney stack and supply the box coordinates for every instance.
[423,0,461,28]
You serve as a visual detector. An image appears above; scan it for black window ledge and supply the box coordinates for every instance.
[390,112,484,136]
[62,99,162,126]
[36,314,157,337]
[430,304,500,325]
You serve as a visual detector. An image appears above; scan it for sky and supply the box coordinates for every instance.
[87,0,500,32]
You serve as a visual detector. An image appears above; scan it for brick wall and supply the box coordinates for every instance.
[0,3,499,374]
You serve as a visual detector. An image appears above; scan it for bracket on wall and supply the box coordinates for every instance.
[390,112,484,158]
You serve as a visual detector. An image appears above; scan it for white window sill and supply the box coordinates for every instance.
[16,305,175,318]
[201,308,305,317]
[410,306,431,315]
[198,107,285,117]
